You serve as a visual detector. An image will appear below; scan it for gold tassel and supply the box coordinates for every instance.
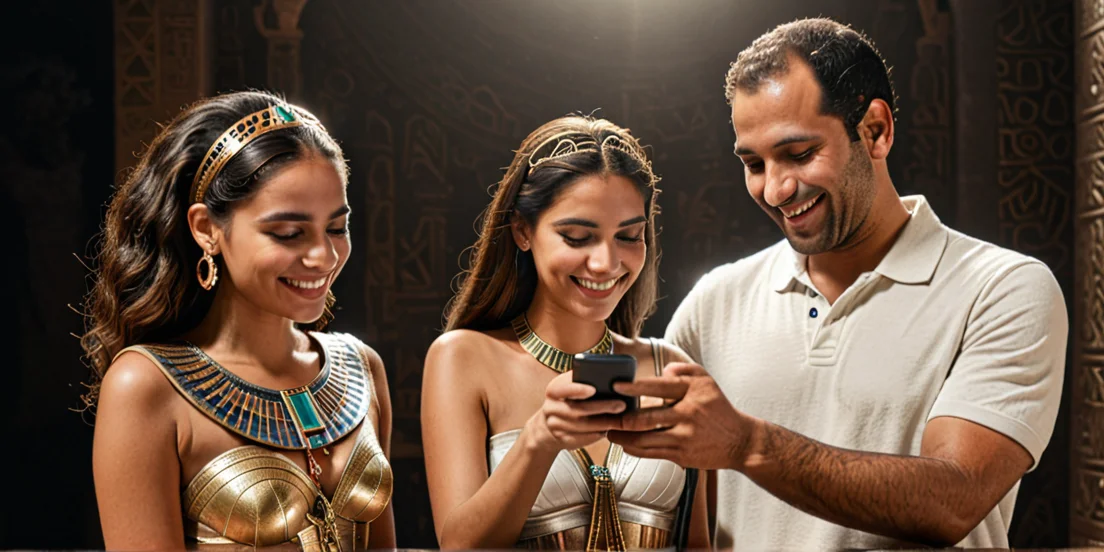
[586,465,626,552]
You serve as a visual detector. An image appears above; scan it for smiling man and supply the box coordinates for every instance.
[607,17,1067,549]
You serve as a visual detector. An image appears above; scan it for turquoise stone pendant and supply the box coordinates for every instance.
[282,388,326,448]
[590,465,612,480]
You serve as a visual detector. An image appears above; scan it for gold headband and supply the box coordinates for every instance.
[526,131,654,182]
[189,104,318,203]
[527,132,599,170]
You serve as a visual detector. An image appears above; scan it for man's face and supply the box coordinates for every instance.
[730,56,875,255]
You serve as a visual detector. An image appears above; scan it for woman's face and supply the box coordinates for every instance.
[522,173,649,323]
[217,155,351,324]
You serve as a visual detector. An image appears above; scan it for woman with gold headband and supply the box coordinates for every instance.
[85,91,395,550]
[422,116,710,549]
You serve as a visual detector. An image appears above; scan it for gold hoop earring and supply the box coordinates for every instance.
[197,252,218,290]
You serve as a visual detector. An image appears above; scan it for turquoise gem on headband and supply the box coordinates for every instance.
[275,105,296,123]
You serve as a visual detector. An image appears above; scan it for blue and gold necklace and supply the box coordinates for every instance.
[135,332,371,453]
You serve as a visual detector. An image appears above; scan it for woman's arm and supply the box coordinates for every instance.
[361,345,397,548]
[93,352,185,550]
[422,331,625,549]
[687,468,711,547]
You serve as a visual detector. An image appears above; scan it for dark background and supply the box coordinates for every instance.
[2,0,1088,548]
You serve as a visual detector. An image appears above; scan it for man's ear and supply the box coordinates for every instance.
[856,98,894,161]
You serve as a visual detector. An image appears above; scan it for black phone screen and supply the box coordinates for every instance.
[571,353,639,412]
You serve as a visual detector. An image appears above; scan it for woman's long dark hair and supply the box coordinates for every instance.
[445,116,661,337]
[80,90,346,402]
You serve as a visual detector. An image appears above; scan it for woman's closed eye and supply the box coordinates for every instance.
[617,232,644,243]
[560,232,589,246]
[268,224,348,241]
[269,229,302,241]
[559,231,644,246]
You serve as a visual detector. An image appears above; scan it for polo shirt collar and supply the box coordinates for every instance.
[874,195,947,284]
[768,195,948,293]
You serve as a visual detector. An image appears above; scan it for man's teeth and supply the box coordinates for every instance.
[782,194,822,218]
[284,277,327,289]
[577,277,618,291]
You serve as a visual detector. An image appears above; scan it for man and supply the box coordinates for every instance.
[608,17,1066,549]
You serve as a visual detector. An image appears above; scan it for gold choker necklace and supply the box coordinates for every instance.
[512,314,613,373]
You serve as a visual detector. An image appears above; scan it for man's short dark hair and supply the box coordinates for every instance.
[725,18,897,141]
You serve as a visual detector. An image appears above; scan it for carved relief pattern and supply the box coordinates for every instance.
[1083,217,1104,351]
[998,1,1074,281]
[1077,0,1104,543]
[903,0,955,217]
[1081,0,1104,36]
[254,0,308,99]
[1078,115,1104,214]
[1077,31,1104,121]
[114,0,205,176]
[997,0,1075,546]
[115,0,157,174]
[1074,361,1104,463]
[214,1,248,91]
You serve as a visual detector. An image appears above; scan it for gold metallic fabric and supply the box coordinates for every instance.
[183,420,391,550]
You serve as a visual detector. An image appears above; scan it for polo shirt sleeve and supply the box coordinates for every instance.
[664,269,716,365]
[926,261,1067,468]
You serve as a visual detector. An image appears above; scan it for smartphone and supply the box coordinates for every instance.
[572,353,639,413]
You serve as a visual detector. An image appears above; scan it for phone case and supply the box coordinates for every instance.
[572,353,639,412]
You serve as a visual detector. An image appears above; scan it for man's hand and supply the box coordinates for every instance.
[609,364,1035,547]
[607,362,756,470]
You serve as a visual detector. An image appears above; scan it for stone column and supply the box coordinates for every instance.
[1074,0,1104,544]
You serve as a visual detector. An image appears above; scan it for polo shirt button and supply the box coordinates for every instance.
[809,308,818,318]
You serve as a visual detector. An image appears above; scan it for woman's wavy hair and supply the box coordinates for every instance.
[445,115,661,337]
[80,90,346,404]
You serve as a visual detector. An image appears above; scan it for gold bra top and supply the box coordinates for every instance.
[120,332,392,550]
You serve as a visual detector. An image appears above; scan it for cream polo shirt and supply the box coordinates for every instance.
[665,195,1066,549]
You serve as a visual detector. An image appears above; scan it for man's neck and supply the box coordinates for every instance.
[806,193,911,305]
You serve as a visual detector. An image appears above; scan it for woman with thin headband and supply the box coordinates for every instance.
[422,115,710,549]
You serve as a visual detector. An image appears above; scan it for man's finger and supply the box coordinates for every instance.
[617,445,681,463]
[607,428,680,449]
[613,405,680,431]
[612,377,689,399]
[663,362,708,377]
